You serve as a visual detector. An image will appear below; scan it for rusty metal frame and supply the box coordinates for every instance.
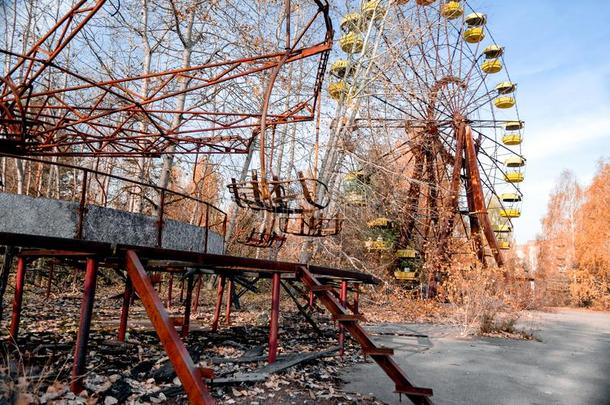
[1,1,333,158]
[279,214,343,237]
[2,234,379,402]
[268,273,281,363]
[228,170,331,214]
[463,125,504,267]
[298,266,433,404]
[71,257,98,393]
[239,229,287,249]
[5,232,379,284]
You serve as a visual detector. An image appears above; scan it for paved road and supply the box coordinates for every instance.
[342,309,610,405]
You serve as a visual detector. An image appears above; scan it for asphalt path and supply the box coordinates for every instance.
[342,309,610,405]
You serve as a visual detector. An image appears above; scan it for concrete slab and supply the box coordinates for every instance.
[342,309,610,405]
[0,192,224,254]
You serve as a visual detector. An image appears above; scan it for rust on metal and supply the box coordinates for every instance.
[298,266,433,405]
[125,250,214,404]
[118,278,133,342]
[268,273,281,364]
[225,278,235,326]
[71,258,99,394]
[211,275,226,332]
[182,275,195,337]
[9,257,26,342]
[0,1,333,158]
[464,125,504,267]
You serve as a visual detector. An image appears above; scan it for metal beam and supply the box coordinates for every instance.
[0,232,379,284]
[8,257,26,341]
[463,126,504,267]
[125,250,214,404]
[118,278,133,342]
[71,258,98,393]
[211,275,225,332]
[268,273,281,364]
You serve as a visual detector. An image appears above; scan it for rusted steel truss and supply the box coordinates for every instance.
[463,125,504,266]
[4,234,380,405]
[0,0,333,157]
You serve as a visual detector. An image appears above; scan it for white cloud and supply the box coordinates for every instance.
[525,109,610,160]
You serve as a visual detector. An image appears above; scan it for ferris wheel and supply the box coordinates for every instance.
[328,0,525,269]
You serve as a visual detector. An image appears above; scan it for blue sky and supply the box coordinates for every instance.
[481,0,610,243]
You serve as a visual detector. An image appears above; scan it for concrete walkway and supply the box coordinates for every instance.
[342,309,610,405]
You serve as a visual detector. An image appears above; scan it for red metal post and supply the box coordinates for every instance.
[71,257,98,394]
[225,278,234,325]
[118,278,133,342]
[9,257,26,342]
[354,284,360,314]
[182,276,194,337]
[211,275,226,332]
[339,281,348,358]
[309,290,314,308]
[192,275,202,313]
[167,273,174,308]
[268,273,281,364]
[46,262,54,299]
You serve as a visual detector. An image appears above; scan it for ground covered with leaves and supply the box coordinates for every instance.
[0,279,386,404]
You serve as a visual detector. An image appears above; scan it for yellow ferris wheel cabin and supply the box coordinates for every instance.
[501,193,522,203]
[331,60,351,78]
[465,12,487,27]
[505,121,524,131]
[340,12,362,32]
[367,217,393,229]
[505,171,525,183]
[482,59,503,74]
[464,27,485,43]
[498,240,511,250]
[496,82,516,95]
[362,1,384,20]
[441,2,464,19]
[483,45,504,59]
[495,96,516,109]
[505,156,526,167]
[493,224,513,233]
[502,133,523,145]
[500,208,522,219]
[340,32,364,53]
[328,81,348,101]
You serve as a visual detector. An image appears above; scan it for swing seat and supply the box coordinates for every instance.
[279,214,343,237]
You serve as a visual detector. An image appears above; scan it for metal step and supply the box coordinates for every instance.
[297,266,433,405]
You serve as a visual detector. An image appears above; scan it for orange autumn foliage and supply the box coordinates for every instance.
[537,160,610,309]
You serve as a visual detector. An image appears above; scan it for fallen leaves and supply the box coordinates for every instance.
[1,283,383,404]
